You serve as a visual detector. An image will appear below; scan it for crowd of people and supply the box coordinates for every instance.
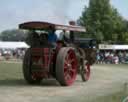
[0,48,128,65]
[0,48,26,60]
[96,50,128,64]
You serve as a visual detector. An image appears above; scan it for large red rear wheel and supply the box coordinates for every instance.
[23,49,42,84]
[80,61,91,81]
[56,47,78,86]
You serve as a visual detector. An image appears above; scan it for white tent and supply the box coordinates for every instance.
[0,41,29,49]
[99,44,128,50]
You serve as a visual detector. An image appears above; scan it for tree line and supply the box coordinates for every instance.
[0,29,27,41]
[78,0,128,44]
[0,0,128,44]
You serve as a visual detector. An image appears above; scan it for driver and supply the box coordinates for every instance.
[48,29,58,47]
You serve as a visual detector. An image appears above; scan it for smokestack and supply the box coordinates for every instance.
[69,21,75,42]
[69,21,76,25]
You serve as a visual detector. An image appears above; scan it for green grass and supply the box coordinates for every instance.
[94,64,128,69]
[0,61,25,86]
[0,62,127,80]
[0,62,22,79]
[0,62,128,101]
[90,91,128,102]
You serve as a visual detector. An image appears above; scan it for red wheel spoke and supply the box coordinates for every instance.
[69,68,75,73]
[64,63,68,68]
[65,60,69,66]
[86,68,89,73]
[69,59,75,64]
[64,71,68,77]
[65,54,70,61]
[65,73,71,80]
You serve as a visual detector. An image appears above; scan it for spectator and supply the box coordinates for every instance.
[96,52,100,64]
[113,54,119,64]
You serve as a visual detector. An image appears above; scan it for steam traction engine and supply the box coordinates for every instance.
[19,21,96,86]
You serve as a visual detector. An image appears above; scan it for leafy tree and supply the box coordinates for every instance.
[0,29,27,41]
[122,32,128,43]
[78,0,127,44]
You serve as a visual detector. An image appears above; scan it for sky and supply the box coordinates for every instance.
[0,0,128,32]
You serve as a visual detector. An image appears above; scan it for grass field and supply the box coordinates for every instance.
[0,61,24,86]
[0,61,128,102]
[0,62,22,79]
[0,61,127,80]
[91,91,126,102]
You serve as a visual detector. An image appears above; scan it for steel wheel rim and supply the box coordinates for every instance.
[83,63,90,81]
[64,50,77,85]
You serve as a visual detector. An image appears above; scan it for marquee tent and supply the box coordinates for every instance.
[0,41,29,49]
[99,44,128,50]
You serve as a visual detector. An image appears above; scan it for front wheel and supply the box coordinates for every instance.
[56,47,78,86]
[80,61,91,82]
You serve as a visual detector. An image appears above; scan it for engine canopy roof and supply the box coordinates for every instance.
[19,21,86,32]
